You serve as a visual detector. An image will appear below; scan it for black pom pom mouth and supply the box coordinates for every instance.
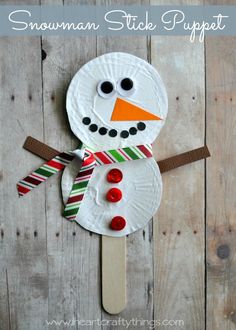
[137,122,146,131]
[98,127,108,136]
[109,129,118,137]
[89,124,98,132]
[129,127,137,135]
[82,117,91,125]
[120,130,129,138]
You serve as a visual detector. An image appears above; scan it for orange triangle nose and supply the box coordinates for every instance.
[110,98,162,121]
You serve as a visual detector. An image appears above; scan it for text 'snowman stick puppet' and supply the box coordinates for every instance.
[17,52,210,314]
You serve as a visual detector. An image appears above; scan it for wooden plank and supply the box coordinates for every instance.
[40,0,101,326]
[0,269,10,330]
[151,1,205,329]
[151,37,205,330]
[102,236,126,314]
[205,36,236,330]
[0,4,47,330]
[205,0,235,4]
[4,2,233,329]
[0,32,47,330]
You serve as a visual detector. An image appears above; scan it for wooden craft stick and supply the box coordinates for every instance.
[102,236,126,314]
[23,136,210,172]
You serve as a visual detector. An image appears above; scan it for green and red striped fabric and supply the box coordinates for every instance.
[17,144,153,221]
[63,148,96,220]
[94,144,152,165]
[17,152,74,196]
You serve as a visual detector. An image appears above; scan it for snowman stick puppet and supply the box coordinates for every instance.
[17,53,210,314]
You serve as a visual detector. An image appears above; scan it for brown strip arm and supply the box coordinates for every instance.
[23,136,210,173]
[157,146,210,173]
[23,136,60,160]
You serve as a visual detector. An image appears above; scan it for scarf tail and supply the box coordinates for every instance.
[63,150,96,221]
[17,152,74,197]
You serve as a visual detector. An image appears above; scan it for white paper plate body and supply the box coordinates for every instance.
[61,158,162,237]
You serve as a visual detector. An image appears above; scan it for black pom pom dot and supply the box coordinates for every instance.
[99,127,108,135]
[82,117,91,125]
[120,130,129,138]
[129,127,137,135]
[109,129,118,137]
[89,124,98,132]
[137,122,146,131]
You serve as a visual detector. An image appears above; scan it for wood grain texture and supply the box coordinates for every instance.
[40,0,101,326]
[151,35,205,330]
[102,236,126,314]
[151,1,205,328]
[0,34,48,329]
[0,1,235,329]
[205,36,236,330]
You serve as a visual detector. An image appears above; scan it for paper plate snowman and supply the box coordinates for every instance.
[61,52,168,237]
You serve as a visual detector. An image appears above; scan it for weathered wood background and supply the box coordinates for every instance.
[0,0,236,329]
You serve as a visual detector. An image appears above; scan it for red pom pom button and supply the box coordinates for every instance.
[107,168,123,183]
[106,188,122,203]
[110,216,126,231]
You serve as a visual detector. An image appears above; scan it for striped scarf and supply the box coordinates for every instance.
[17,144,153,221]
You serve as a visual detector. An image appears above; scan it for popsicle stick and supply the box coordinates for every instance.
[102,236,126,314]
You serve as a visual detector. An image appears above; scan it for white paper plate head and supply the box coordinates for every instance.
[66,52,168,150]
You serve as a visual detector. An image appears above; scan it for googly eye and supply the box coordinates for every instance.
[97,80,116,98]
[117,78,135,97]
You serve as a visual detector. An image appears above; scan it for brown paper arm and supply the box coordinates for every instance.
[23,136,60,160]
[157,146,210,173]
[23,136,210,172]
